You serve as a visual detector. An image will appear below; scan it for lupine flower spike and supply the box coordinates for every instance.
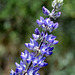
[10,0,63,75]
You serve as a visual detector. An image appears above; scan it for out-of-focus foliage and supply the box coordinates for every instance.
[0,0,75,75]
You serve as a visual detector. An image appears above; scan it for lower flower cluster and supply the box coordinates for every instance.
[10,28,58,75]
[10,50,47,75]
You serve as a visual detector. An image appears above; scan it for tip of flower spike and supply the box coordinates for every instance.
[57,0,63,3]
[52,0,63,8]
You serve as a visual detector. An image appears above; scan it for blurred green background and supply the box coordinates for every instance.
[0,0,75,75]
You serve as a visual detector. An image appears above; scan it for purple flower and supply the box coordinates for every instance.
[37,17,59,32]
[52,12,61,18]
[27,67,40,75]
[25,38,39,51]
[10,69,15,75]
[10,61,26,75]
[40,44,54,56]
[21,50,36,64]
[42,6,50,15]
[37,16,45,26]
[45,33,57,43]
[53,22,59,29]
[35,28,40,35]
[32,55,48,67]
